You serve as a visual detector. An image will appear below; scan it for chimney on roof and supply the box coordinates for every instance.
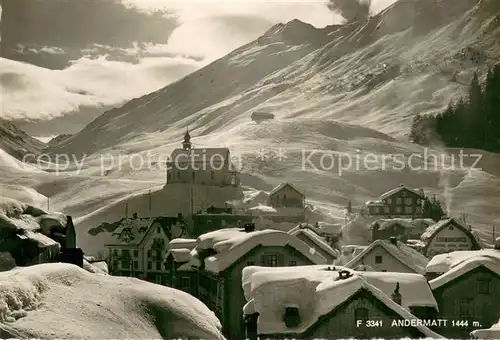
[389,236,398,245]
[399,183,404,187]
[337,269,352,280]
[391,282,402,305]
[244,223,255,233]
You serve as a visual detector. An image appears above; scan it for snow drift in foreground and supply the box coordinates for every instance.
[0,263,224,339]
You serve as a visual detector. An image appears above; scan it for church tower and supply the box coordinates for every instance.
[182,128,192,150]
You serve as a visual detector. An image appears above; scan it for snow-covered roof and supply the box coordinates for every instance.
[169,148,230,164]
[248,204,277,213]
[379,185,425,200]
[429,254,500,290]
[167,248,192,263]
[242,266,442,337]
[369,218,435,231]
[269,182,304,197]
[426,249,500,274]
[20,230,60,248]
[345,239,430,275]
[289,228,338,261]
[471,319,500,339]
[366,200,385,206]
[193,228,327,273]
[169,238,197,250]
[288,223,324,236]
[106,217,155,246]
[420,217,477,244]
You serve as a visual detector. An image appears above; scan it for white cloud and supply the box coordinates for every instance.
[0,54,202,120]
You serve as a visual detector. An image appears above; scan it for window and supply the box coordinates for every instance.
[355,307,369,322]
[247,261,255,266]
[384,207,390,214]
[211,171,215,180]
[373,207,379,213]
[457,300,473,318]
[113,249,119,256]
[284,307,300,328]
[416,199,421,204]
[416,207,422,214]
[177,171,180,179]
[263,254,278,267]
[147,250,152,258]
[448,225,454,230]
[395,206,402,213]
[157,226,161,233]
[375,255,383,264]
[405,198,412,205]
[133,261,138,269]
[288,261,297,266]
[221,220,226,227]
[192,172,195,180]
[122,249,130,257]
[156,261,161,270]
[147,262,152,270]
[134,250,139,257]
[477,279,491,294]
[181,277,191,289]
[387,198,392,204]
[396,198,402,204]
[155,275,162,284]
[405,206,413,214]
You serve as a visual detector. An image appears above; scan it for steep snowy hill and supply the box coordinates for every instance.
[48,0,500,157]
[2,0,500,255]
[0,119,46,160]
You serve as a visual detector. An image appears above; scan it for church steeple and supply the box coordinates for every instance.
[182,127,192,150]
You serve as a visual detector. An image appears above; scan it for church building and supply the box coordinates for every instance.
[166,130,240,186]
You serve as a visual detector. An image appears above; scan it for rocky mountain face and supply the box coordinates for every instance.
[0,119,46,160]
[45,0,500,158]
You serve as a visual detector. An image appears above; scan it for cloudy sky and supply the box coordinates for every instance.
[0,0,398,137]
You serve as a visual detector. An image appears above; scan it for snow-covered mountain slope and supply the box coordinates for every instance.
[0,119,46,160]
[0,263,224,339]
[2,0,500,255]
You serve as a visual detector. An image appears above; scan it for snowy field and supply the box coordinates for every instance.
[0,263,224,339]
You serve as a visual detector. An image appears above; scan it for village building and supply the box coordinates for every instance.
[268,183,305,209]
[104,214,186,284]
[189,225,328,340]
[370,218,435,243]
[420,217,482,258]
[165,130,240,186]
[428,252,500,338]
[366,185,425,218]
[165,238,198,296]
[344,238,430,275]
[192,209,254,237]
[288,224,339,263]
[242,265,442,339]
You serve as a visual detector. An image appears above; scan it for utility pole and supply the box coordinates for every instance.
[47,197,50,212]
[148,189,152,212]
[493,225,496,245]
[125,203,128,218]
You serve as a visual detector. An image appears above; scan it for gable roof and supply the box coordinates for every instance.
[379,185,425,200]
[345,239,429,275]
[269,183,304,197]
[242,266,442,338]
[289,228,338,261]
[429,256,500,290]
[192,228,327,273]
[425,249,500,274]
[369,218,435,231]
[105,216,179,246]
[420,217,481,252]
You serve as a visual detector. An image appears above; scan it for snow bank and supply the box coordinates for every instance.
[0,263,224,339]
[426,249,500,274]
[242,265,443,337]
[170,238,197,249]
